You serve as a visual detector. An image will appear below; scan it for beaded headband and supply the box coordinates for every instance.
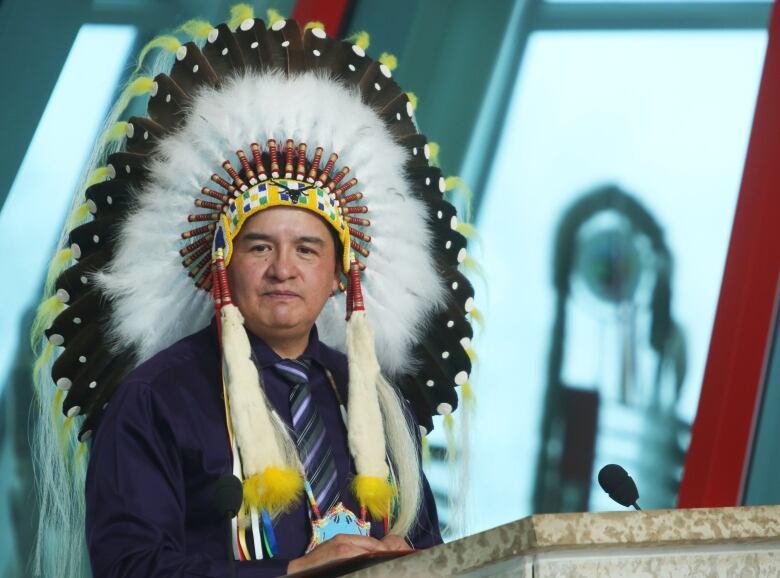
[184,139,363,282]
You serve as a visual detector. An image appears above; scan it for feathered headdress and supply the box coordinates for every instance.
[32,8,477,570]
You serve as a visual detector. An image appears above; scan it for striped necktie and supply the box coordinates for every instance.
[273,359,339,513]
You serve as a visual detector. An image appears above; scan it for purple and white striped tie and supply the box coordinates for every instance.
[274,359,338,512]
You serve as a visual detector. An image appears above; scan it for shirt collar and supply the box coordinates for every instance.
[208,316,326,368]
[247,324,324,369]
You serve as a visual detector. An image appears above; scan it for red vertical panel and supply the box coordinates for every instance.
[678,6,780,507]
[292,0,353,37]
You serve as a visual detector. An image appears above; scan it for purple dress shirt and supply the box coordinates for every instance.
[85,320,441,577]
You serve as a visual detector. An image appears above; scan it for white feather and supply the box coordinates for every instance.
[346,311,389,479]
[98,71,445,373]
[221,303,300,475]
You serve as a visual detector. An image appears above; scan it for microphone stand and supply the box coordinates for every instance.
[216,474,243,578]
[226,510,237,578]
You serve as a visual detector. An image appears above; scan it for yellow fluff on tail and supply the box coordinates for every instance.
[352,475,396,520]
[243,467,304,517]
[228,4,254,29]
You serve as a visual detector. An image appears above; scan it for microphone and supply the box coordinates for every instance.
[216,473,244,517]
[597,464,642,510]
[215,474,243,578]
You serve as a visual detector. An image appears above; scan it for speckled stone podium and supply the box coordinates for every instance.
[345,505,780,577]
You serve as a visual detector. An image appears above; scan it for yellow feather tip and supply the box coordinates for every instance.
[178,19,214,40]
[445,175,474,220]
[444,414,455,430]
[76,441,89,461]
[379,52,398,71]
[58,416,76,456]
[444,175,466,191]
[304,21,326,32]
[444,415,457,463]
[30,294,66,350]
[154,35,181,53]
[229,4,255,29]
[427,142,441,167]
[463,255,485,279]
[32,344,56,410]
[462,381,474,401]
[51,388,65,428]
[68,202,91,229]
[87,166,112,187]
[111,76,155,123]
[243,467,303,516]
[37,293,67,320]
[347,31,370,50]
[455,222,478,239]
[465,346,479,365]
[406,92,418,111]
[468,306,485,329]
[33,342,55,383]
[132,36,180,75]
[43,246,73,295]
[107,121,128,142]
[266,9,285,26]
[352,475,396,519]
[421,435,430,463]
[128,76,155,96]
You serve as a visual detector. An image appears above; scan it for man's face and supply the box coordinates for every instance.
[227,206,339,344]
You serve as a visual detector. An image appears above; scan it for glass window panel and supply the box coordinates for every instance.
[0,24,136,576]
[466,30,766,534]
[0,24,137,387]
[744,302,780,505]
[546,0,773,4]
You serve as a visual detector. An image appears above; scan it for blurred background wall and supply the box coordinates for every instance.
[1,0,777,575]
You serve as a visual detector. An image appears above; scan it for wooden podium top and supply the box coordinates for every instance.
[337,505,780,577]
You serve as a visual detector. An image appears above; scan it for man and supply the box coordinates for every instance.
[84,206,440,575]
[33,13,474,578]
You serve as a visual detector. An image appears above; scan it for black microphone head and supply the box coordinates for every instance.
[215,474,244,518]
[598,464,639,508]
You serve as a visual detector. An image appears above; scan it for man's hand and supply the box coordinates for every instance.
[381,534,414,552]
[287,534,388,574]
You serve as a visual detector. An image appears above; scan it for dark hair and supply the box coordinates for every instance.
[327,224,344,272]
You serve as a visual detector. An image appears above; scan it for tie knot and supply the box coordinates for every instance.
[273,358,310,386]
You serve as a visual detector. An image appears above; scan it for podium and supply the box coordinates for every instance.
[342,505,780,577]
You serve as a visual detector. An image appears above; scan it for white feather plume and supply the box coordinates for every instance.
[98,71,445,374]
